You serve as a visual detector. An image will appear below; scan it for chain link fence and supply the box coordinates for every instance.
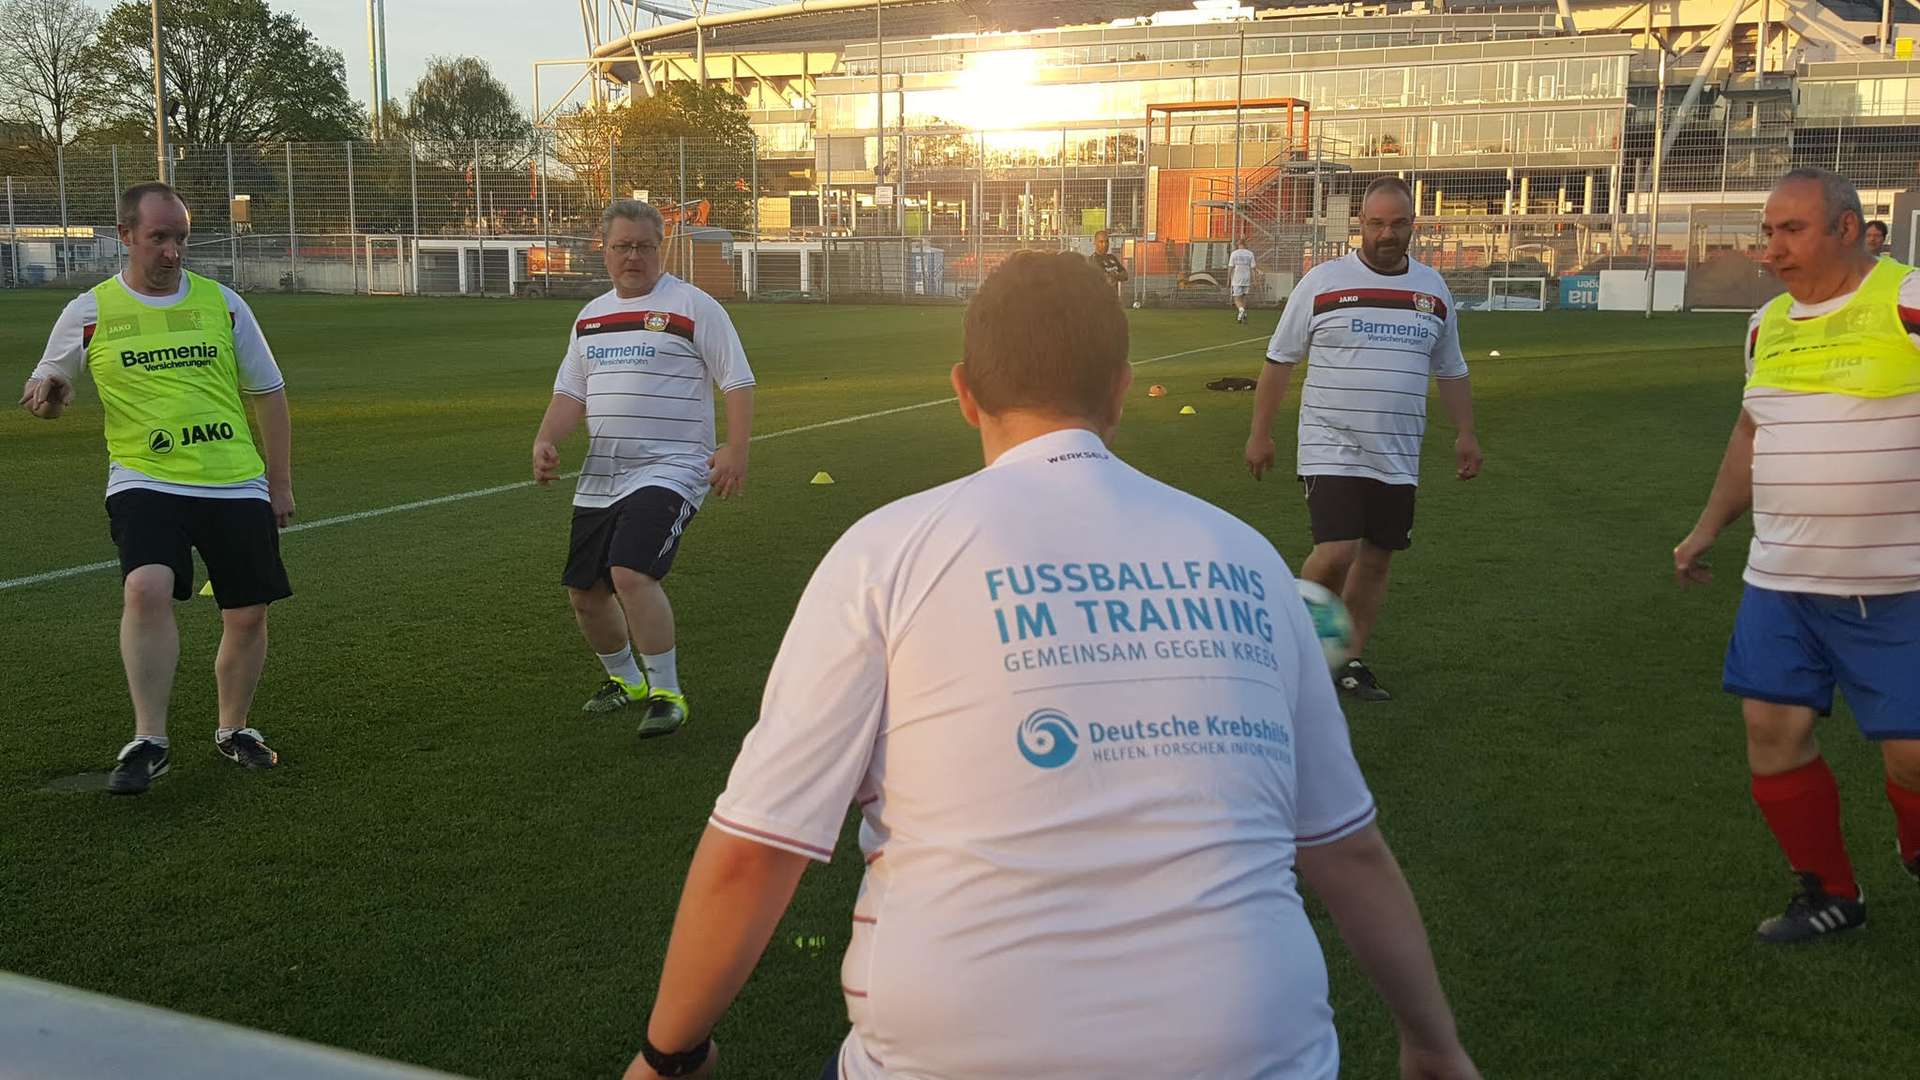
[6,117,1917,311]
[1613,91,1920,313]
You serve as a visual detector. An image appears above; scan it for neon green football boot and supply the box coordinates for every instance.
[635,688,690,738]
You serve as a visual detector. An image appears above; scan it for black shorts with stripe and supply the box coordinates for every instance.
[563,485,697,588]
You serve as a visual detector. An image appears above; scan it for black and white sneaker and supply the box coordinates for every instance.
[107,739,170,795]
[1756,871,1866,943]
[216,727,279,769]
[1336,659,1392,702]
[583,676,648,714]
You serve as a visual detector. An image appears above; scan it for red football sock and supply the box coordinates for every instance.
[1886,776,1920,865]
[1751,758,1857,899]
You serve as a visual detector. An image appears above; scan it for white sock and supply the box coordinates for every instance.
[216,727,240,742]
[642,649,679,693]
[140,734,170,748]
[598,644,646,685]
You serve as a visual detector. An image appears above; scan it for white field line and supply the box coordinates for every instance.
[0,335,1263,592]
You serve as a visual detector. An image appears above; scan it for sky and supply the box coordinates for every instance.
[114,2,781,118]
[285,1,603,116]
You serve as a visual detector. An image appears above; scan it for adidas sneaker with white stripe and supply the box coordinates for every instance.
[1755,871,1866,944]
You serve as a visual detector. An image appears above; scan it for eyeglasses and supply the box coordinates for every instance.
[607,242,661,257]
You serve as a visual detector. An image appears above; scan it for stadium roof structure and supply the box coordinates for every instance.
[546,0,1901,119]
[590,1,1289,60]
[582,0,1917,58]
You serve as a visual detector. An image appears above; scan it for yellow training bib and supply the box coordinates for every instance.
[1748,257,1920,398]
[85,271,265,484]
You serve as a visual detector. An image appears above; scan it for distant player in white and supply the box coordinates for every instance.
[1230,238,1258,323]
[622,253,1476,1080]
[1245,177,1483,702]
[531,200,755,737]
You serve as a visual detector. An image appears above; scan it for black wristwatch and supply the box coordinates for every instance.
[640,1032,712,1077]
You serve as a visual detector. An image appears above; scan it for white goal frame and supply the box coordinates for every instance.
[365,235,405,296]
[1486,276,1548,311]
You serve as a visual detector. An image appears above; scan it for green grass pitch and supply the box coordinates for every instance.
[1,290,1912,1078]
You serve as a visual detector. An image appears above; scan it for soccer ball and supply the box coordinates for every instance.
[1131,301,1142,309]
[1295,579,1354,671]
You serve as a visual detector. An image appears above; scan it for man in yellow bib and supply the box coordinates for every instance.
[19,182,295,795]
[1675,167,1920,942]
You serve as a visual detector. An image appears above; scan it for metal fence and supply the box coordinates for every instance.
[5,115,1918,310]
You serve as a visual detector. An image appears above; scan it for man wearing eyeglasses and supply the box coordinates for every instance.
[531,200,756,737]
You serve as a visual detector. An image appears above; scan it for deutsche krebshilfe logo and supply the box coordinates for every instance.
[644,312,669,332]
[1017,708,1079,769]
[148,429,174,454]
[1414,293,1436,314]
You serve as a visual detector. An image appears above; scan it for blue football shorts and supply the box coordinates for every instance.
[1724,584,1920,740]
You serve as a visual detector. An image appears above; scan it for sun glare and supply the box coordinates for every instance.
[951,49,1042,129]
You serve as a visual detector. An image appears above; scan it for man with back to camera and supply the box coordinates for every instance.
[1245,176,1483,702]
[621,252,1477,1080]
[1674,168,1920,942]
[531,200,755,737]
[1231,236,1259,323]
[19,182,294,794]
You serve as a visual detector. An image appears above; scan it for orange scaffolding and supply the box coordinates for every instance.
[1144,98,1315,244]
[1145,97,1312,156]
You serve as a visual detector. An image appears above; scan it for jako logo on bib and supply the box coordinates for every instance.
[1017,708,1079,769]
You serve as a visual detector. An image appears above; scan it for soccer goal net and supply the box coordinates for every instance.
[1485,276,1548,311]
[366,236,405,296]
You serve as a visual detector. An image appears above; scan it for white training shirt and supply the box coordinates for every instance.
[713,428,1376,1080]
[32,273,286,501]
[553,275,754,510]
[1740,271,1920,596]
[1266,252,1468,485]
[1230,246,1258,287]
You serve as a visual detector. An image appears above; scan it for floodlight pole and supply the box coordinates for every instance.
[151,0,167,181]
[377,0,391,118]
[366,1,382,139]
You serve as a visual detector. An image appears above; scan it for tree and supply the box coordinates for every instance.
[89,0,363,145]
[0,0,101,169]
[406,55,530,167]
[554,83,755,230]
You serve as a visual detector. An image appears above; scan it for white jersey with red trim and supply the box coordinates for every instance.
[710,428,1375,1080]
[1266,252,1468,485]
[1740,271,1920,596]
[553,275,755,509]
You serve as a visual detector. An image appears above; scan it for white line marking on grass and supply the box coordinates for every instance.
[0,336,1264,593]
[0,479,574,592]
[0,559,120,591]
[752,335,1263,442]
